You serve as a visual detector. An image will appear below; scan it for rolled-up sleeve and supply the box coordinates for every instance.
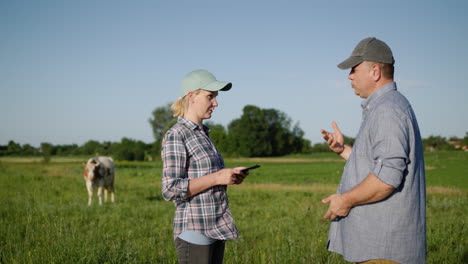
[161,130,189,202]
[370,108,409,188]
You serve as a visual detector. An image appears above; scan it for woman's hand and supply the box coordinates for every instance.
[186,167,248,197]
[215,167,248,185]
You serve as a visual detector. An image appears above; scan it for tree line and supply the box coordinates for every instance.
[2,104,467,161]
[0,138,158,161]
[149,104,347,157]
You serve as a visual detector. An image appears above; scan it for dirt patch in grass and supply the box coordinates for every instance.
[239,183,336,192]
[427,186,466,195]
[232,158,344,163]
[239,183,466,196]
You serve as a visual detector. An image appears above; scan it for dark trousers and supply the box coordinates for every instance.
[175,237,225,264]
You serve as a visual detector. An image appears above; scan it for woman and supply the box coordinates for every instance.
[161,69,248,264]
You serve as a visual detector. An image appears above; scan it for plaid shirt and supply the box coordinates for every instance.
[161,117,239,241]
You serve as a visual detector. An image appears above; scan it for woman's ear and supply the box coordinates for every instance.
[186,91,195,104]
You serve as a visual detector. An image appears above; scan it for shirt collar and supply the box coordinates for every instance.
[178,117,210,133]
[361,82,397,110]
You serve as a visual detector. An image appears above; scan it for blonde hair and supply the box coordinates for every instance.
[171,90,201,117]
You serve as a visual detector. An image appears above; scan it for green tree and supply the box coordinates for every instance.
[0,145,7,156]
[291,123,310,153]
[423,135,454,151]
[228,105,271,157]
[461,132,468,148]
[311,142,331,153]
[80,140,103,155]
[148,103,177,148]
[40,142,53,155]
[21,144,39,156]
[111,137,148,161]
[40,142,53,162]
[205,121,228,154]
[300,138,313,153]
[226,105,309,157]
[264,108,291,156]
[7,140,22,155]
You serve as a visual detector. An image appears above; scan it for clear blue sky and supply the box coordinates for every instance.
[1,0,467,147]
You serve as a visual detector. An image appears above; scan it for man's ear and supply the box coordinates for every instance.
[370,63,381,82]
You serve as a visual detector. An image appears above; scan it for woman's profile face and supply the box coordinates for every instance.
[190,89,219,121]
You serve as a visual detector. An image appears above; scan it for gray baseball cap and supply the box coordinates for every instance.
[337,37,395,70]
[181,69,232,97]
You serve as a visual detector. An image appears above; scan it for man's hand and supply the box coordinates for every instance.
[321,193,352,221]
[321,173,396,221]
[320,121,345,154]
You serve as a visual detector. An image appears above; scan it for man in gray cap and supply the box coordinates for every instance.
[320,37,426,264]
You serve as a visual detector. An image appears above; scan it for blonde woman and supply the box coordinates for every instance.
[162,70,248,264]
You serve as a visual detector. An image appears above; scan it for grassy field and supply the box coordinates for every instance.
[0,152,467,263]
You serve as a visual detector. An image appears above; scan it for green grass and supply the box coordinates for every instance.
[424,151,468,189]
[228,161,344,186]
[0,152,467,263]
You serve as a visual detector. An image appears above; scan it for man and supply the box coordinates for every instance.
[320,37,426,264]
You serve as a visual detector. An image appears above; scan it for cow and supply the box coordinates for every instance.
[82,156,115,206]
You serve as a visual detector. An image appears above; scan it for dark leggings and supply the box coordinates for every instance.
[175,237,225,264]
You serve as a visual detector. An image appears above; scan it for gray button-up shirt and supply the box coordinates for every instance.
[327,82,426,264]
